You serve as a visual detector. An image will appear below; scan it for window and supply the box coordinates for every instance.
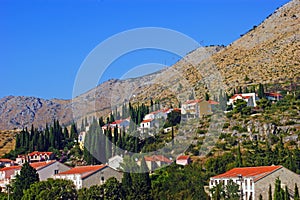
[250,180,253,190]
[245,179,247,190]
[54,170,59,175]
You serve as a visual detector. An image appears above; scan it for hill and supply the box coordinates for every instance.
[0,0,299,130]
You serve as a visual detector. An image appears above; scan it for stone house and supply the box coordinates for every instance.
[209,165,300,200]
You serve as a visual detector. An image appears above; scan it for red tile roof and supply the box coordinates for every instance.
[212,166,282,182]
[176,155,190,160]
[230,94,252,100]
[0,166,21,172]
[207,100,219,105]
[0,158,14,163]
[28,151,53,157]
[141,119,153,123]
[30,160,56,170]
[144,155,172,163]
[265,92,283,97]
[57,165,107,179]
[184,99,201,104]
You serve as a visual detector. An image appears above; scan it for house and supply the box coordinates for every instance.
[16,151,55,165]
[0,161,70,191]
[140,119,155,129]
[54,165,123,189]
[265,92,283,101]
[209,165,300,200]
[227,93,259,107]
[139,155,173,171]
[78,131,86,150]
[0,166,21,191]
[30,160,71,181]
[0,159,15,167]
[108,155,124,170]
[102,119,130,134]
[181,99,219,119]
[176,155,191,166]
[144,110,168,121]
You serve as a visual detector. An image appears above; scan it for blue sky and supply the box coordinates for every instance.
[0,0,289,99]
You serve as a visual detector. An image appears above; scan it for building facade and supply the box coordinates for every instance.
[209,165,300,200]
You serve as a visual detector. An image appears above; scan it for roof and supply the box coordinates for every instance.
[141,119,153,123]
[144,155,172,163]
[28,151,53,157]
[207,100,219,105]
[57,165,107,179]
[176,155,190,160]
[230,94,252,100]
[0,166,21,172]
[30,160,56,170]
[212,166,282,182]
[265,92,283,97]
[183,99,201,105]
[0,158,14,163]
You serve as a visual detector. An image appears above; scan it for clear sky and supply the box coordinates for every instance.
[0,0,290,100]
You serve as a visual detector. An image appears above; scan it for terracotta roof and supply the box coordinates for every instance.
[177,155,190,160]
[212,166,282,182]
[57,165,107,179]
[0,158,14,163]
[141,119,153,123]
[183,99,201,104]
[111,119,125,125]
[230,94,252,100]
[144,155,172,163]
[207,100,219,105]
[265,92,283,97]
[0,166,21,172]
[28,151,53,157]
[30,160,56,170]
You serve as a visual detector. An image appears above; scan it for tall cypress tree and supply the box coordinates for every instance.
[269,184,272,200]
[295,183,299,200]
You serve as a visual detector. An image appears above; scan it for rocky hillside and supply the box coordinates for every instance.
[0,0,299,130]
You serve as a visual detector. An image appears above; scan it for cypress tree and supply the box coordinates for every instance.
[295,183,299,200]
[285,185,290,200]
[236,144,242,167]
[269,184,272,200]
[259,194,263,200]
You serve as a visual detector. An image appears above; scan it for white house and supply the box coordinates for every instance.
[227,93,259,107]
[265,92,283,101]
[54,165,123,189]
[140,119,155,129]
[0,161,70,191]
[209,165,300,200]
[176,155,191,166]
[16,151,55,165]
[0,166,21,191]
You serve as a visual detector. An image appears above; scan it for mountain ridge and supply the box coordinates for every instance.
[0,0,299,130]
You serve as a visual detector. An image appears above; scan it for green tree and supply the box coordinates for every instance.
[236,144,243,167]
[294,183,299,200]
[258,83,265,99]
[274,178,284,200]
[102,177,123,200]
[259,194,263,200]
[12,162,39,199]
[284,185,290,200]
[78,185,104,200]
[225,180,240,200]
[269,184,272,200]
[22,179,77,200]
